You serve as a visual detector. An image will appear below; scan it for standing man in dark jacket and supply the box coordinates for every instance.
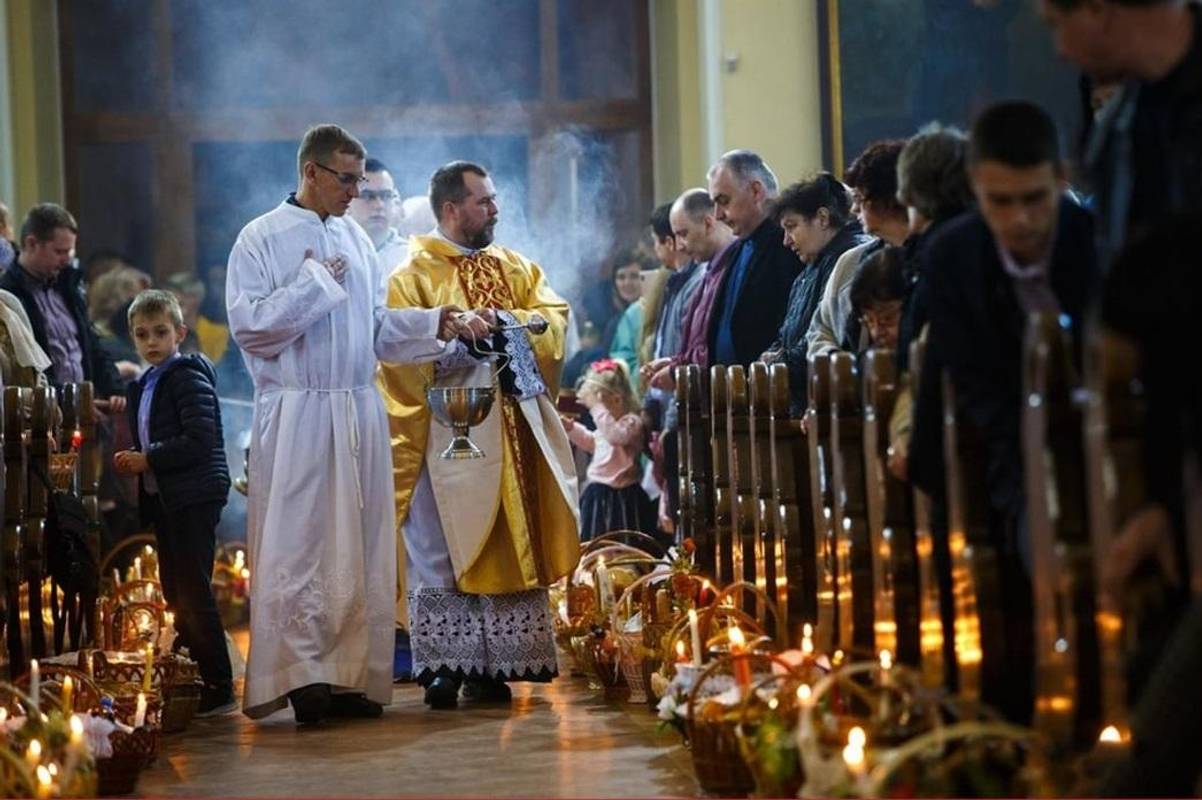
[0,203,124,407]
[705,150,801,368]
[908,101,1100,726]
[114,289,234,716]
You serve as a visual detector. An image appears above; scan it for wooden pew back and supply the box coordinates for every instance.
[806,353,837,653]
[830,352,873,652]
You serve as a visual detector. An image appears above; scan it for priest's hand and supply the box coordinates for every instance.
[436,305,468,341]
[455,309,495,342]
[112,450,149,475]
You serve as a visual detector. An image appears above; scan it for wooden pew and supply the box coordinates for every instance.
[1022,313,1101,750]
[806,353,837,653]
[673,368,694,546]
[24,386,54,659]
[3,388,27,674]
[748,363,785,639]
[768,363,818,643]
[941,372,1003,709]
[679,365,715,577]
[861,349,920,665]
[830,353,874,653]
[726,366,760,619]
[1081,329,1144,739]
[710,366,734,587]
[907,340,948,689]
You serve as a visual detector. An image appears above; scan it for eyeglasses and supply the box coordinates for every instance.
[312,161,369,187]
[359,189,398,203]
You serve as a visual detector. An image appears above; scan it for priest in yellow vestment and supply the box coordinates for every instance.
[378,161,580,709]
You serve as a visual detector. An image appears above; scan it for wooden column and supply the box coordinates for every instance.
[806,353,837,653]
[767,363,816,643]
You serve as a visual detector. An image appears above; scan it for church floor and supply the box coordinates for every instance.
[136,671,699,797]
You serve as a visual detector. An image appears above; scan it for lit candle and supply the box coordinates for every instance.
[675,639,688,664]
[879,649,893,722]
[71,428,83,450]
[1099,724,1122,743]
[0,707,7,724]
[134,692,147,728]
[729,626,751,690]
[112,568,121,587]
[26,738,42,766]
[29,659,40,703]
[85,651,94,679]
[35,764,52,798]
[61,676,74,712]
[134,556,142,581]
[69,714,84,744]
[843,726,869,793]
[141,644,154,692]
[796,683,812,706]
[802,622,815,657]
[688,608,703,667]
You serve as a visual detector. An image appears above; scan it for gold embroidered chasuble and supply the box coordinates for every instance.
[378,235,580,595]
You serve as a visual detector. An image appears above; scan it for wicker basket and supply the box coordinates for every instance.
[685,652,796,797]
[97,726,158,796]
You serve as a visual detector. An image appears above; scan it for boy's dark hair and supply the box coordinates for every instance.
[21,203,78,243]
[844,140,907,214]
[649,202,674,242]
[772,172,852,227]
[969,101,1061,168]
[128,289,185,328]
[429,161,489,221]
[849,246,908,316]
[297,124,366,176]
[365,157,388,174]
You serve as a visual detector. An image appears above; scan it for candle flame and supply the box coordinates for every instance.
[1099,725,1123,743]
[879,649,893,670]
[848,726,866,748]
[842,743,865,770]
[28,739,42,759]
[144,544,153,556]
[36,765,51,786]
[70,714,84,741]
[728,625,746,648]
[803,622,813,637]
[47,764,58,777]
[0,708,7,723]
[796,684,812,702]
[241,568,251,579]
[675,640,686,658]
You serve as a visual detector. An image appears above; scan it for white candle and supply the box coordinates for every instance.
[112,568,121,587]
[35,765,52,798]
[85,651,94,679]
[802,622,815,657]
[61,676,74,712]
[29,659,39,703]
[134,556,142,581]
[134,692,147,728]
[879,649,893,722]
[595,557,613,613]
[688,608,703,667]
[26,738,42,766]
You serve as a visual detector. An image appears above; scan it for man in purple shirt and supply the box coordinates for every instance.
[0,203,124,411]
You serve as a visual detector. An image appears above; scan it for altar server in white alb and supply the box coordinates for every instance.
[227,124,489,725]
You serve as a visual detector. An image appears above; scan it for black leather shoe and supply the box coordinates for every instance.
[288,683,332,725]
[462,676,512,702]
[329,692,384,719]
[423,677,461,709]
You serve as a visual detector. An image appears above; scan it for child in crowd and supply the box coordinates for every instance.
[113,289,235,715]
[562,358,656,540]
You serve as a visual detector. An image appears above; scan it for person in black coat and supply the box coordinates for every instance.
[705,150,801,368]
[908,101,1101,727]
[0,203,123,404]
[113,289,235,716]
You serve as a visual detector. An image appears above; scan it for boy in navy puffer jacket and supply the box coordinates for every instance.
[114,289,235,716]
